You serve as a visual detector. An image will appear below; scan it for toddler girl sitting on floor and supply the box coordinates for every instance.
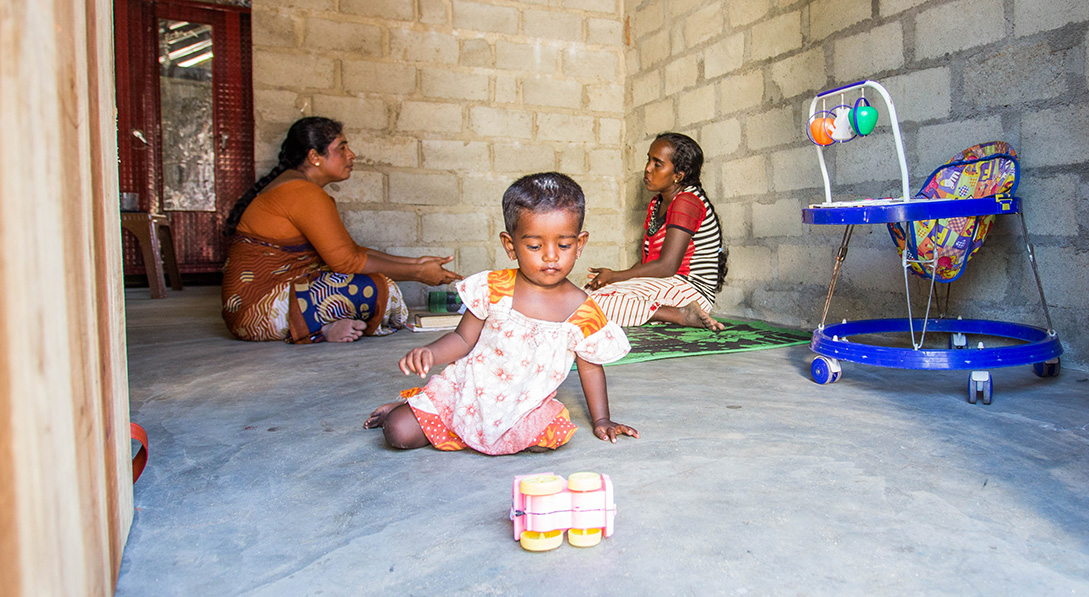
[364,172,639,455]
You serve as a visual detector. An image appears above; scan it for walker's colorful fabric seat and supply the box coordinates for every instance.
[888,141,1019,282]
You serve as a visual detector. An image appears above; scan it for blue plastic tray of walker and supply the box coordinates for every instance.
[802,195,1020,226]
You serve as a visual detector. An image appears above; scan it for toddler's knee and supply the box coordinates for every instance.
[383,424,412,449]
[383,405,425,449]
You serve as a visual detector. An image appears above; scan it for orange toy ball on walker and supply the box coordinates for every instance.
[807,112,836,146]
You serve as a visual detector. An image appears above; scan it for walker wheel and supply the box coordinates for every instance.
[968,371,992,405]
[949,333,967,350]
[811,356,841,385]
[1032,358,1061,378]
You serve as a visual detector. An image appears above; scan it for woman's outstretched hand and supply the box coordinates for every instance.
[592,418,639,443]
[584,267,616,291]
[399,347,435,378]
[415,255,462,286]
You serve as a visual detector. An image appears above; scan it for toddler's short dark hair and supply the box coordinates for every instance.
[502,172,585,234]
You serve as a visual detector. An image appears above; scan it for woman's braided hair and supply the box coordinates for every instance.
[224,117,344,236]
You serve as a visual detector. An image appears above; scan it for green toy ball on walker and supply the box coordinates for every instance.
[851,97,878,136]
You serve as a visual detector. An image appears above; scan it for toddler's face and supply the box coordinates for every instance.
[501,209,588,289]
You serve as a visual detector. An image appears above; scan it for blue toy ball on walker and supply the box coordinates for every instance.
[800,80,1061,405]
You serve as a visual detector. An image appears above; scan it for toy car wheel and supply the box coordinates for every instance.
[567,472,602,492]
[811,356,841,385]
[567,528,603,548]
[1032,358,1061,378]
[519,474,565,496]
[520,529,564,552]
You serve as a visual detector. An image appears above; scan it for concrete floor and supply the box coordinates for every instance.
[116,286,1089,596]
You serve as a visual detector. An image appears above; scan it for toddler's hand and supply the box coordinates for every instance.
[400,347,435,378]
[592,419,639,443]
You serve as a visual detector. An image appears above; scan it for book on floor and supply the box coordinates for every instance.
[409,312,463,332]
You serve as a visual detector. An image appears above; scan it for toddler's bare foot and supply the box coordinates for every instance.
[322,319,367,342]
[681,302,725,331]
[364,402,400,429]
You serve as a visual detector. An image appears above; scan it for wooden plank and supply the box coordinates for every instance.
[3,0,86,591]
[87,0,135,585]
[0,289,19,597]
[0,0,132,594]
[59,1,114,593]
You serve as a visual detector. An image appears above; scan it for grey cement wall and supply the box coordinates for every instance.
[250,0,1088,370]
[251,0,628,306]
[623,0,1089,370]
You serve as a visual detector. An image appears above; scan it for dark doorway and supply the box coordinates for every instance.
[115,0,253,281]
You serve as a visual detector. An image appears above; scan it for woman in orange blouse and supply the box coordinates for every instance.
[222,117,460,343]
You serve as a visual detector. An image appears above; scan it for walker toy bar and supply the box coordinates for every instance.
[806,89,880,146]
[807,80,911,204]
[510,471,615,551]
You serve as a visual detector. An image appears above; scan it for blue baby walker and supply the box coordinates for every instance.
[801,80,1061,404]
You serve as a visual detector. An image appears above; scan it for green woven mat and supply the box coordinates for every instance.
[602,318,811,367]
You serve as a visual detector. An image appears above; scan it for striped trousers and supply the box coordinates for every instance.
[590,276,713,327]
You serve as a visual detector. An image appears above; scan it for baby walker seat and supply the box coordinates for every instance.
[800,80,1061,405]
[888,141,1018,283]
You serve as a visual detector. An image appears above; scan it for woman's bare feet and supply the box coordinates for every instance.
[650,302,725,331]
[363,402,400,429]
[680,301,725,331]
[322,319,368,342]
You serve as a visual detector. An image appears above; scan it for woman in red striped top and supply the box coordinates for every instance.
[585,133,726,330]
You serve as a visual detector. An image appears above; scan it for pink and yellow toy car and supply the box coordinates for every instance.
[509,472,616,551]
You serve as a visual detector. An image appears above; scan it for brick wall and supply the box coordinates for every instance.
[624,0,1089,370]
[252,0,1089,370]
[251,0,628,305]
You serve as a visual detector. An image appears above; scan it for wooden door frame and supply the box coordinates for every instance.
[1,0,133,594]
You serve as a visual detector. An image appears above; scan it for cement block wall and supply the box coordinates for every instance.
[251,0,629,305]
[251,0,1088,370]
[624,0,1089,370]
